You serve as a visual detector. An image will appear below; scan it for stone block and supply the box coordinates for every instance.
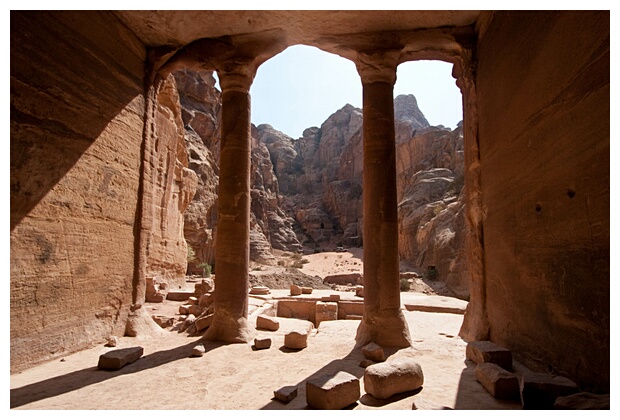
[362,342,385,362]
[466,340,512,370]
[274,385,298,403]
[254,337,272,350]
[364,358,424,399]
[290,284,302,296]
[145,292,165,303]
[520,372,579,409]
[554,392,610,410]
[98,347,143,370]
[188,304,202,316]
[315,301,338,326]
[321,294,341,302]
[194,314,213,331]
[188,296,199,305]
[301,287,313,294]
[166,290,195,301]
[475,362,520,400]
[306,371,360,409]
[198,293,212,309]
[194,279,214,295]
[179,304,191,315]
[284,329,308,349]
[151,315,175,328]
[180,314,195,333]
[250,285,270,295]
[256,315,280,331]
[323,273,362,286]
[355,286,364,297]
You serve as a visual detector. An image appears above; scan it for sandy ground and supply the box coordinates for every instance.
[9,250,522,412]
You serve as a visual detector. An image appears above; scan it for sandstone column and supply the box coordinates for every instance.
[355,51,412,348]
[204,65,256,343]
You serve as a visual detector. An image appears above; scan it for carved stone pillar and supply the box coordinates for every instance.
[355,50,412,348]
[203,63,255,343]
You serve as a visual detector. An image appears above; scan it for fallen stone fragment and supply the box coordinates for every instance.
[323,273,362,286]
[146,292,165,303]
[191,344,205,357]
[466,341,512,370]
[198,293,214,309]
[315,301,338,326]
[321,294,340,302]
[98,347,143,370]
[250,285,270,295]
[554,392,610,410]
[180,314,196,333]
[301,287,313,294]
[188,305,202,316]
[364,358,424,399]
[167,290,195,301]
[105,336,119,347]
[475,362,520,400]
[274,385,298,403]
[194,313,213,331]
[151,315,175,329]
[359,359,374,368]
[284,329,308,349]
[188,296,199,305]
[362,342,385,362]
[306,371,360,409]
[179,304,192,315]
[290,284,302,296]
[355,286,364,297]
[256,315,280,331]
[254,337,272,350]
[520,372,579,409]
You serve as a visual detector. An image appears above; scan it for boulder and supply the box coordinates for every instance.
[98,347,143,370]
[151,315,175,329]
[254,337,272,350]
[274,385,298,403]
[466,341,512,371]
[362,342,385,362]
[520,372,579,409]
[256,315,280,331]
[306,371,360,409]
[364,358,424,399]
[284,329,308,349]
[191,344,205,357]
[315,302,338,326]
[554,392,610,410]
[290,284,302,296]
[475,362,520,400]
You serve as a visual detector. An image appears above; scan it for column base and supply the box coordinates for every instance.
[203,308,255,344]
[355,307,412,348]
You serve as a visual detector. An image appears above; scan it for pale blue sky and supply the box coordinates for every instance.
[215,45,463,139]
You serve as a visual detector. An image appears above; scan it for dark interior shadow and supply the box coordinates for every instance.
[10,339,223,409]
[359,387,422,407]
[10,11,144,231]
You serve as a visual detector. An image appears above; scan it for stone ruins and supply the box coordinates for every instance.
[10,10,609,410]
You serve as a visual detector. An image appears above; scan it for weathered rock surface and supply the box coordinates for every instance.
[306,371,361,409]
[364,358,424,399]
[98,347,144,370]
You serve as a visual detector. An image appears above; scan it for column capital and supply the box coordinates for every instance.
[355,49,401,85]
[217,58,256,93]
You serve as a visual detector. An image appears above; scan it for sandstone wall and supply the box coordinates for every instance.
[10,11,146,372]
[475,11,609,392]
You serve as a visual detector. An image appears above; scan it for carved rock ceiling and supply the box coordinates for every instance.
[114,10,481,49]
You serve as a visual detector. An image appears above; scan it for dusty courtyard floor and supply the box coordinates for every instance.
[10,291,521,411]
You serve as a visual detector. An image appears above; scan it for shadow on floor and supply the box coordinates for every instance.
[10,339,222,408]
[453,359,522,410]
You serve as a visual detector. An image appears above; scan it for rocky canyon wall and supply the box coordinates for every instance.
[10,11,146,372]
[475,11,609,392]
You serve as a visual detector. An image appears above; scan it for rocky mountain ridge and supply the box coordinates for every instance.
[175,69,469,299]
